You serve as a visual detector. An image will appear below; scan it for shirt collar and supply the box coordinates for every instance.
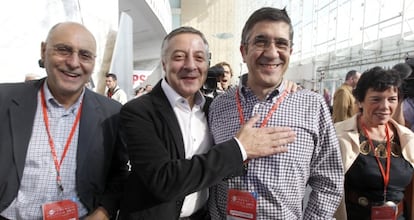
[43,78,84,113]
[239,73,285,101]
[111,85,120,92]
[161,78,206,108]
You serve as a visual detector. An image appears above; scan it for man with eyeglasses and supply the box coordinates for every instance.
[208,7,344,219]
[0,22,129,220]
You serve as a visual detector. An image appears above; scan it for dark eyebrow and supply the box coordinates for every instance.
[253,34,267,39]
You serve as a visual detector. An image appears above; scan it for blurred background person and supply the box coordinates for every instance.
[401,56,414,131]
[324,88,332,114]
[105,73,128,104]
[201,65,224,98]
[334,67,414,220]
[24,73,40,82]
[133,86,145,98]
[85,78,95,90]
[391,61,413,127]
[214,61,233,95]
[144,84,153,94]
[201,62,234,98]
[333,70,361,123]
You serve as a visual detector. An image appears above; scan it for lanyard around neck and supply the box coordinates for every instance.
[40,84,83,192]
[236,87,288,127]
[360,120,391,201]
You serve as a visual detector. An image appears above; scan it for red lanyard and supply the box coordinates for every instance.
[360,120,391,201]
[236,88,288,127]
[40,85,82,192]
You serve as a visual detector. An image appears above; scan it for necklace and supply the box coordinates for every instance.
[358,121,401,157]
[360,119,392,201]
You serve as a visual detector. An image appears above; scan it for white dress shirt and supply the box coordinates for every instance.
[161,79,212,217]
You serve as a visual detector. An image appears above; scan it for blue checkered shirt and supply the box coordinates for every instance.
[1,82,88,219]
[208,76,344,220]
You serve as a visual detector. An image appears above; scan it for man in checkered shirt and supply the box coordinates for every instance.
[208,7,344,220]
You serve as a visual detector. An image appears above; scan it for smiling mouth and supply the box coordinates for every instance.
[376,113,390,118]
[61,70,81,78]
[260,64,282,68]
[181,76,198,81]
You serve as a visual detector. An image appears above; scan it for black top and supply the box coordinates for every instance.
[345,133,414,219]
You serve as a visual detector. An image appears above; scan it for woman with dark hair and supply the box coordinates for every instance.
[334,67,414,220]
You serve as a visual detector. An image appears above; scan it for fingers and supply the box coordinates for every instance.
[245,140,290,160]
[238,125,296,160]
[257,127,296,146]
[267,127,296,144]
[262,126,294,133]
[259,128,295,148]
[285,80,298,93]
[269,146,288,154]
[235,114,296,160]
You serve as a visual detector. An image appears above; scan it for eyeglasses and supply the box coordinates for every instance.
[52,44,96,63]
[248,36,291,51]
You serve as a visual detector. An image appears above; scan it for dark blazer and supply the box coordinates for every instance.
[119,81,245,220]
[0,78,129,218]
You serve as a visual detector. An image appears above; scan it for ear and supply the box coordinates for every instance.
[240,44,247,63]
[162,60,166,72]
[41,42,46,63]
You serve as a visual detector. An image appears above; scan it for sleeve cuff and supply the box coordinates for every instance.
[233,137,247,161]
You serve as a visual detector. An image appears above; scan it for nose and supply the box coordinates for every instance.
[65,52,81,68]
[379,99,391,109]
[183,56,197,71]
[262,43,281,58]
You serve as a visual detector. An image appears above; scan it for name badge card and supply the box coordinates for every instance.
[226,189,257,220]
[371,203,397,220]
[42,200,79,220]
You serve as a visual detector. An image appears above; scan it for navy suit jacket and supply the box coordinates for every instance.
[0,78,129,217]
[119,81,245,220]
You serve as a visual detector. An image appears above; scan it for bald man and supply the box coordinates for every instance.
[0,22,129,220]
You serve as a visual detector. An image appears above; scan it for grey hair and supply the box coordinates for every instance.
[161,26,209,61]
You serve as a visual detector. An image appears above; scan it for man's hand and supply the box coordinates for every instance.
[285,80,299,93]
[236,114,296,159]
[217,82,224,90]
[84,207,110,220]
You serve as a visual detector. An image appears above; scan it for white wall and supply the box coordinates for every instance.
[0,0,118,83]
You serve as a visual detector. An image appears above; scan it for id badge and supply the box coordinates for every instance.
[371,202,397,220]
[42,200,79,220]
[226,189,257,220]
